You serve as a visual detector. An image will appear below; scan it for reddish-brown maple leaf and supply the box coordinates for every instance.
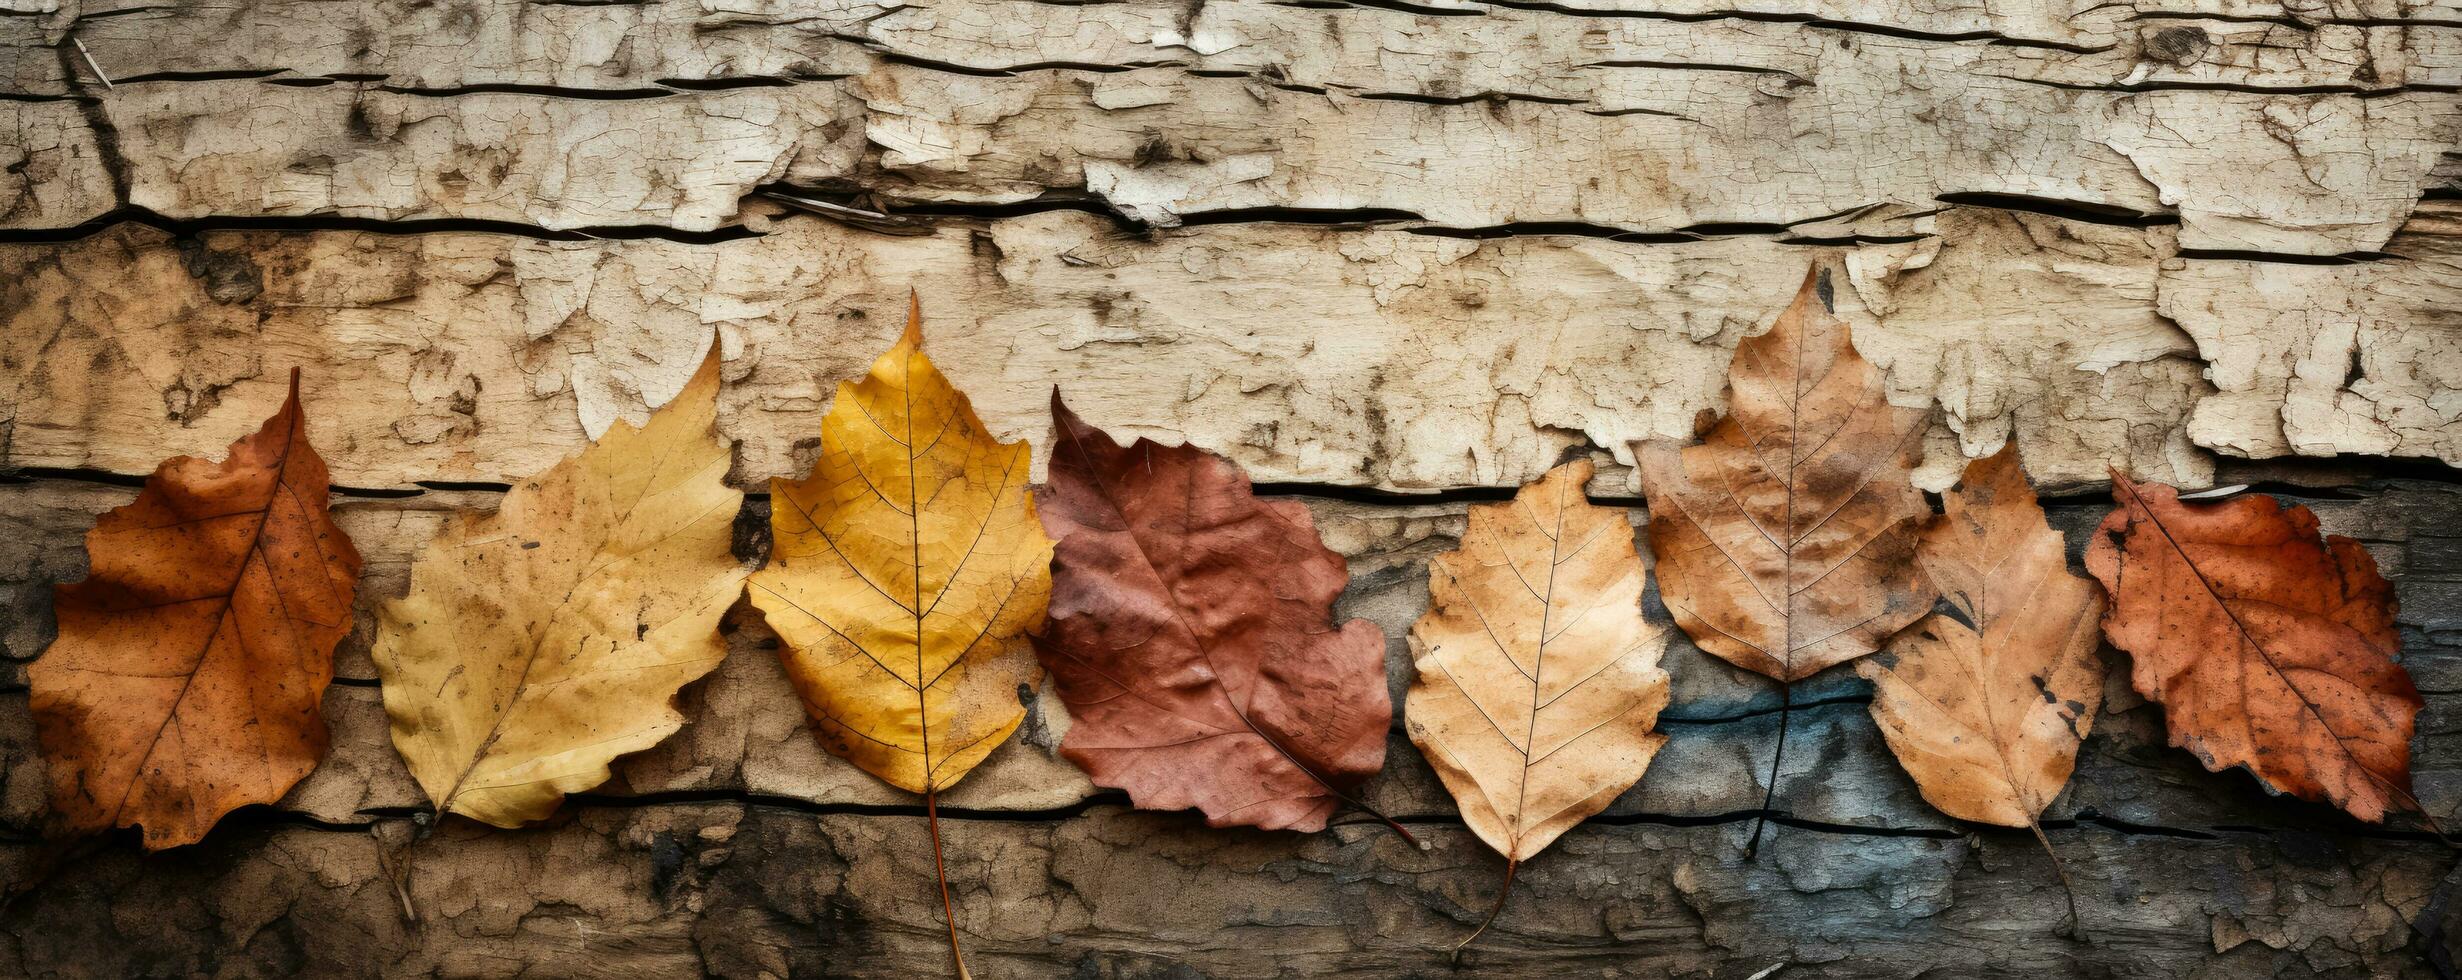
[30,370,362,849]
[1034,392,1405,838]
[2086,473,2422,823]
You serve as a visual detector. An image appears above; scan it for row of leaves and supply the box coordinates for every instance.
[26,271,2427,971]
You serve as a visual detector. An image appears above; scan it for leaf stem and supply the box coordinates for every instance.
[2026,817,2083,939]
[1745,681,1792,859]
[1451,856,1519,963]
[376,820,423,924]
[926,787,972,980]
[1339,798,1426,851]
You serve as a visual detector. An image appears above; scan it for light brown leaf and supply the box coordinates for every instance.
[1405,459,1669,953]
[1858,446,2105,829]
[374,348,746,828]
[1635,266,1937,683]
[1635,264,1936,855]
[1407,459,1669,861]
[2085,473,2421,823]
[30,371,362,849]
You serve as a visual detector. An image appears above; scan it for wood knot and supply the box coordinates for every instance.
[2143,26,2212,68]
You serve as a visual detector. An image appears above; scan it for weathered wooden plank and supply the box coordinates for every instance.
[2160,200,2462,465]
[4,2,2456,252]
[0,207,2234,495]
[16,0,2457,98]
[6,84,865,232]
[0,800,2448,977]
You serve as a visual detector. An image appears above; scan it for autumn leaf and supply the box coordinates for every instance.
[1034,392,1405,841]
[374,346,746,828]
[747,298,1051,980]
[1633,264,1935,853]
[2085,472,2422,823]
[29,370,361,849]
[1404,458,1669,954]
[1857,446,2103,929]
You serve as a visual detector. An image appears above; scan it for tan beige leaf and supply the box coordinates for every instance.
[1405,458,1669,951]
[1407,459,1669,861]
[373,349,746,828]
[1858,446,2105,830]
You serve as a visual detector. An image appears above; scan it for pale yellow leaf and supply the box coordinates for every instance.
[374,349,746,827]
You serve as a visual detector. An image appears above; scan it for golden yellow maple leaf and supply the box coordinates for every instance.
[373,347,747,827]
[749,297,1052,796]
[749,296,1050,979]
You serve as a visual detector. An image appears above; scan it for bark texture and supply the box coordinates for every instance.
[4,0,2461,974]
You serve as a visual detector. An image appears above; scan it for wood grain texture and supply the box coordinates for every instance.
[0,795,2455,977]
[3,475,2461,974]
[19,206,2455,497]
[4,0,2458,255]
[4,0,2461,972]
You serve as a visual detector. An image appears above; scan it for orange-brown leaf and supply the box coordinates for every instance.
[30,372,362,849]
[1858,446,2105,828]
[2085,473,2421,823]
[1635,266,1936,682]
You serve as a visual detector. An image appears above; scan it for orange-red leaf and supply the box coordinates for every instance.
[30,372,362,848]
[2085,474,2421,822]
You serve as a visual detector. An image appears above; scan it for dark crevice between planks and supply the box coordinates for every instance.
[9,790,2443,850]
[1932,192,2176,228]
[0,206,762,246]
[3,187,2432,267]
[1659,693,1869,725]
[1984,73,2460,99]
[1466,0,2111,53]
[9,458,2459,505]
[2176,247,2410,266]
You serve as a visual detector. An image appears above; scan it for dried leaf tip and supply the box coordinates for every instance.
[902,288,925,347]
[1792,261,1833,314]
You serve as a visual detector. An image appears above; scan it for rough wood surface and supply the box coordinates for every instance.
[9,204,2459,496]
[4,0,2461,974]
[5,472,2461,975]
[5,0,2460,250]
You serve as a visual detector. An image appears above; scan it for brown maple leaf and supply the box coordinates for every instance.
[2086,472,2422,824]
[1633,264,1936,853]
[1033,392,1409,842]
[30,370,362,849]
